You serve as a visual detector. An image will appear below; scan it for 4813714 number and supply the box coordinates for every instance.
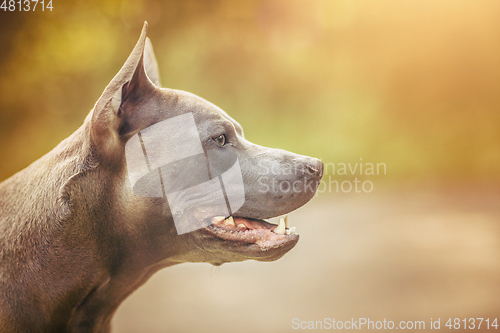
[445,318,498,330]
[1,0,53,11]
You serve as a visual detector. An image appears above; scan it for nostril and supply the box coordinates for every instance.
[306,159,324,178]
[306,165,317,175]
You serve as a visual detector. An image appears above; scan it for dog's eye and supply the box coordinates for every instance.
[213,134,226,146]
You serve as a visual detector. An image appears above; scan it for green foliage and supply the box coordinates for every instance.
[1,0,499,182]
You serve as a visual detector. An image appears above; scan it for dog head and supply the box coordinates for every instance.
[89,23,323,267]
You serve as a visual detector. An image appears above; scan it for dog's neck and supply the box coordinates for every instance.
[0,118,185,332]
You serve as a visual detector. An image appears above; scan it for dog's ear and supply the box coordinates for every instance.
[144,37,161,87]
[91,22,156,145]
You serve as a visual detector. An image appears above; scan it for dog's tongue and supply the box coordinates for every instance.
[211,216,273,231]
[210,216,294,236]
[233,217,272,230]
[207,215,298,248]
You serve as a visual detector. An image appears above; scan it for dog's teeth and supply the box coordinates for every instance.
[212,216,225,223]
[274,217,286,235]
[289,226,297,235]
[236,223,246,230]
[226,216,235,226]
[284,215,289,229]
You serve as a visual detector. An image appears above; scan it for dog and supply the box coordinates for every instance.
[0,22,323,332]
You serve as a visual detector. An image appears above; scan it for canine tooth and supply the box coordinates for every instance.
[284,215,289,229]
[274,217,286,235]
[226,216,235,226]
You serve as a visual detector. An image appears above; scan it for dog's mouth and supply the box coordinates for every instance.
[204,215,298,251]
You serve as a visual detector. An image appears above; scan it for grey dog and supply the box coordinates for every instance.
[0,22,323,332]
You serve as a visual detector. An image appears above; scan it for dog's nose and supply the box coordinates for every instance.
[306,158,323,178]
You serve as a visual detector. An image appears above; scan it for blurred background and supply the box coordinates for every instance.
[1,0,499,332]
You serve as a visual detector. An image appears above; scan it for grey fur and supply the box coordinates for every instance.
[0,22,323,332]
